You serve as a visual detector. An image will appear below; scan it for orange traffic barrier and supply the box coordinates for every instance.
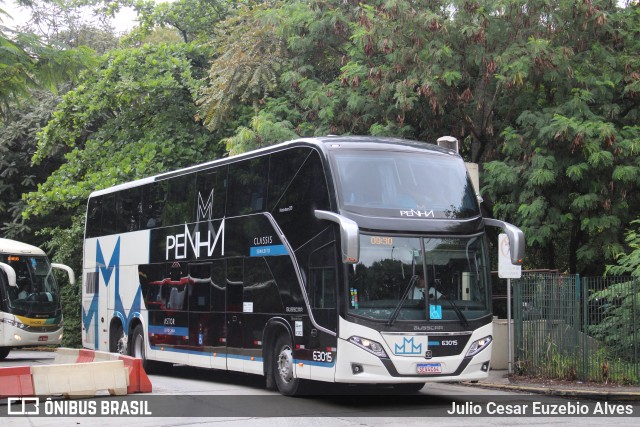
[54,348,152,394]
[0,366,34,397]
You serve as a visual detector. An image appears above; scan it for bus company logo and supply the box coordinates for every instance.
[166,219,225,260]
[196,190,214,221]
[394,337,422,355]
[399,209,435,218]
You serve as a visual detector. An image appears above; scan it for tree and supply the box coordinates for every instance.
[482,2,640,274]
[25,42,220,219]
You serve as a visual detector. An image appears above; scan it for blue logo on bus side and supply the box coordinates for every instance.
[82,237,142,349]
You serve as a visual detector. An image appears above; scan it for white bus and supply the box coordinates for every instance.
[0,238,75,359]
[81,136,524,395]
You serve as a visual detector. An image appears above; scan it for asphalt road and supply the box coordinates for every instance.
[2,350,639,426]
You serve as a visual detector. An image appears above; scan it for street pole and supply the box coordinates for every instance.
[507,277,512,375]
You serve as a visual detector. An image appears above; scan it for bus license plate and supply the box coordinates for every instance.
[38,336,48,342]
[417,363,441,374]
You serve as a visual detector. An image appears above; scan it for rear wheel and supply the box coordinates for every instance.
[130,324,164,374]
[273,333,305,396]
[109,322,127,355]
[0,347,10,360]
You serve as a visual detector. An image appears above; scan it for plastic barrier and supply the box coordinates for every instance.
[31,360,129,397]
[54,348,152,394]
[0,366,34,397]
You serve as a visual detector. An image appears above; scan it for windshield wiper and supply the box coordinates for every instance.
[430,281,469,327]
[387,274,419,327]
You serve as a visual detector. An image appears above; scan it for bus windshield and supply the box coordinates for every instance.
[0,254,61,316]
[347,234,490,322]
[331,150,480,218]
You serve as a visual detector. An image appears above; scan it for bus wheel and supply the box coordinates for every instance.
[109,322,127,355]
[392,382,425,393]
[273,334,304,396]
[0,347,10,360]
[130,324,161,374]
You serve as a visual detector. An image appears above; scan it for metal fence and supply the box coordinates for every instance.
[513,273,639,384]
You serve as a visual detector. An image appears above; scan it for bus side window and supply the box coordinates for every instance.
[86,197,102,238]
[226,258,244,312]
[269,149,331,250]
[309,243,337,310]
[120,187,142,232]
[210,259,226,312]
[141,182,166,229]
[227,157,268,216]
[244,257,283,313]
[188,263,211,311]
[162,175,196,225]
[101,194,118,236]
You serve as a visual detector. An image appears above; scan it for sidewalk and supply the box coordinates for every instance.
[464,369,640,401]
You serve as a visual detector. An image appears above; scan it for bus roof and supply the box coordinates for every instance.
[88,136,458,198]
[0,238,46,256]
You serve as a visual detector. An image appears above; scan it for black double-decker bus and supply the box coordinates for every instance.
[82,136,523,395]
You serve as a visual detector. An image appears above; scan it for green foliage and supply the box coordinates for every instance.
[588,280,640,365]
[41,213,85,347]
[25,42,220,218]
[0,89,66,243]
[607,220,640,277]
[481,1,640,274]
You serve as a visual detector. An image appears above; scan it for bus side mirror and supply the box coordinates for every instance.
[52,263,76,285]
[0,262,17,287]
[483,218,525,265]
[314,210,359,264]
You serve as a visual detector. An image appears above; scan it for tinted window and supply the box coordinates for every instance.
[119,187,142,232]
[244,257,283,313]
[270,149,331,249]
[161,174,197,225]
[226,258,244,312]
[101,194,118,236]
[332,151,480,219]
[188,263,211,312]
[268,147,311,211]
[227,157,269,216]
[86,197,102,238]
[141,182,166,229]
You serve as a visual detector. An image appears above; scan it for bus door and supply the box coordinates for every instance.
[225,258,244,371]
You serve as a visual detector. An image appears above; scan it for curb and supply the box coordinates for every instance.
[463,381,640,401]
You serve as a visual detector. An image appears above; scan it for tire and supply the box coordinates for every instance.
[0,347,10,360]
[130,324,163,374]
[273,333,305,396]
[109,321,126,355]
[392,382,425,394]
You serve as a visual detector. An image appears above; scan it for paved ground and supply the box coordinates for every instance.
[467,369,640,400]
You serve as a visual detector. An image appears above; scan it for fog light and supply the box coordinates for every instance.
[14,334,22,341]
[351,363,364,375]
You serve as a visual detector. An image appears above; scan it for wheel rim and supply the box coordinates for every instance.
[276,345,294,383]
[134,333,144,359]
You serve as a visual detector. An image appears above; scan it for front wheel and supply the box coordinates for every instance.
[273,334,306,396]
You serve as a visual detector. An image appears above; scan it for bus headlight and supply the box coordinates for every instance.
[466,335,492,357]
[348,336,388,358]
